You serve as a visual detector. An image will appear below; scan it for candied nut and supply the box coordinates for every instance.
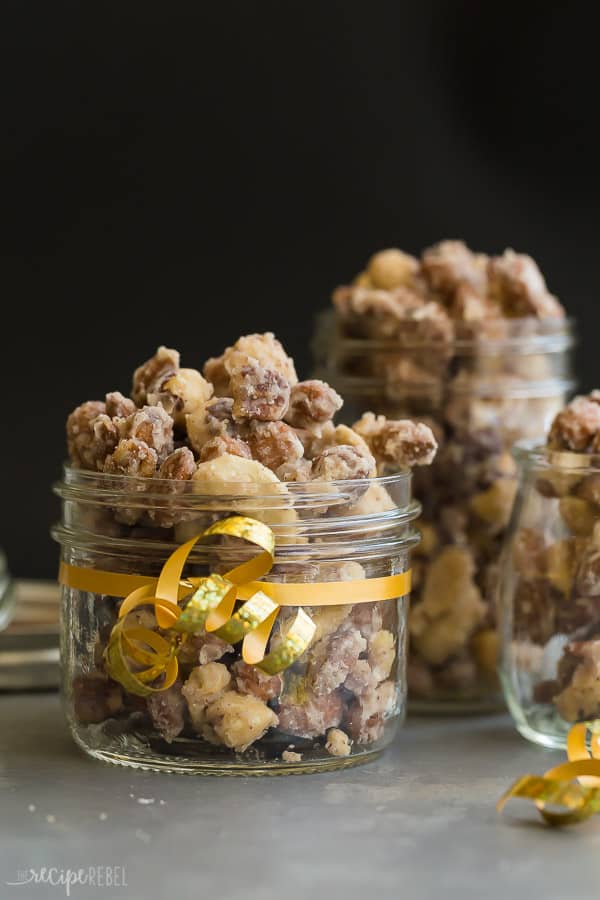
[409,547,487,665]
[344,483,396,515]
[350,599,384,638]
[282,749,303,763]
[203,354,230,396]
[471,628,498,675]
[576,538,600,596]
[276,457,313,482]
[559,496,597,536]
[72,674,122,724]
[294,421,337,460]
[312,444,375,481]
[231,661,283,701]
[278,683,344,739]
[308,626,367,695]
[182,662,231,732]
[105,391,136,419]
[548,395,600,452]
[545,537,587,595]
[421,240,488,299]
[103,438,158,477]
[513,528,546,579]
[119,405,174,460]
[230,363,290,422]
[554,640,600,722]
[332,284,426,339]
[325,728,352,757]
[132,346,180,406]
[147,682,185,742]
[177,632,234,666]
[66,400,114,470]
[152,369,213,428]
[346,680,396,744]
[186,397,240,454]
[353,270,372,287]
[158,446,196,481]
[368,630,396,681]
[488,249,564,319]
[200,435,252,462]
[536,468,582,498]
[437,655,478,691]
[353,412,437,468]
[221,332,298,385]
[451,284,502,322]
[470,478,517,534]
[577,474,600,506]
[416,522,439,558]
[367,248,419,290]
[246,420,304,471]
[203,690,278,751]
[284,380,343,429]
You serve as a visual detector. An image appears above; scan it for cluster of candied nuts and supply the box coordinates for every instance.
[67,334,437,760]
[511,393,600,723]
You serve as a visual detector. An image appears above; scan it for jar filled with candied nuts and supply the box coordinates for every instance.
[499,394,600,748]
[315,242,575,712]
[53,337,434,773]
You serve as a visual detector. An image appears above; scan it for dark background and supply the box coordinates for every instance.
[2,1,598,578]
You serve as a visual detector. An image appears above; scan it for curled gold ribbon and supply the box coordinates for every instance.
[498,721,600,825]
[59,516,412,697]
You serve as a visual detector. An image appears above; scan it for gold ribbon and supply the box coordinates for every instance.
[59,516,411,697]
[498,722,600,825]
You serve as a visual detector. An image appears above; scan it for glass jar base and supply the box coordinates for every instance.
[513,705,570,750]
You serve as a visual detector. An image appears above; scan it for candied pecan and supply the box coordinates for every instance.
[312,444,375,481]
[451,283,502,322]
[221,332,298,385]
[513,528,546,580]
[294,421,337,459]
[470,478,517,535]
[350,601,384,638]
[284,380,343,429]
[200,435,252,462]
[66,400,113,470]
[308,626,367,696]
[246,420,304,471]
[148,447,196,527]
[488,249,564,319]
[182,663,231,732]
[368,629,396,681]
[105,391,136,419]
[332,285,425,339]
[421,240,488,300]
[72,674,122,724]
[103,438,158,477]
[353,412,437,468]
[576,538,600,597]
[325,728,352,757]
[545,537,588,596]
[278,685,344,739]
[119,405,174,460]
[554,640,600,722]
[346,680,396,744]
[367,248,419,290]
[147,682,186,742]
[231,661,283,701]
[548,395,600,451]
[513,579,557,644]
[276,457,313,482]
[186,397,240,454]
[399,301,455,346]
[559,496,597,537]
[203,354,230,396]
[132,346,180,406]
[230,363,290,422]
[577,474,600,506]
[149,369,213,428]
[203,690,278,750]
[158,446,196,481]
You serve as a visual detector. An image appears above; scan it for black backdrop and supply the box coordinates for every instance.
[2,1,598,577]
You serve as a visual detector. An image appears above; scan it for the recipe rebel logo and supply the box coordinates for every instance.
[6,866,128,896]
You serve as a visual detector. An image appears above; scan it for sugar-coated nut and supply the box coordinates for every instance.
[200,435,252,462]
[308,605,352,644]
[554,641,600,722]
[231,661,283,701]
[536,469,583,498]
[312,444,375,482]
[513,579,557,644]
[333,425,377,476]
[353,412,438,468]
[350,599,384,638]
[203,355,230,396]
[559,496,598,536]
[548,395,600,452]
[470,479,517,533]
[158,446,196,480]
[153,369,213,428]
[119,405,174,460]
[332,284,426,339]
[488,249,564,319]
[367,248,419,290]
[132,346,180,406]
[575,540,600,597]
[221,332,298,385]
[353,270,372,287]
[103,438,158,476]
[276,457,313,482]
[182,663,231,731]
[203,690,278,751]
[325,727,352,757]
[278,685,344,739]
[416,522,439,558]
[72,674,123,724]
[246,420,304,471]
[576,474,600,506]
[186,397,239,454]
[471,628,498,675]
[284,380,343,429]
[309,627,367,695]
[230,362,290,422]
[409,546,487,666]
[421,240,487,299]
[545,537,587,595]
[193,453,281,491]
[146,682,185,742]
[368,630,396,681]
[282,750,303,763]
[513,528,546,579]
[345,483,397,515]
[66,400,114,470]
[294,421,337,460]
[177,632,234,666]
[105,391,136,419]
[346,680,396,744]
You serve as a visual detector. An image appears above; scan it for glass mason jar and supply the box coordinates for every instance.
[314,313,575,712]
[52,466,419,774]
[499,442,600,748]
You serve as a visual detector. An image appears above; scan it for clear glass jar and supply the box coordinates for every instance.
[499,442,600,748]
[52,466,419,774]
[314,313,575,712]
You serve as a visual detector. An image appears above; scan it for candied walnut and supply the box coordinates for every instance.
[200,435,252,462]
[559,496,598,536]
[308,626,367,696]
[119,405,174,460]
[103,438,158,477]
[399,301,455,346]
[246,420,304,471]
[488,249,564,319]
[182,662,231,731]
[308,605,352,643]
[186,397,240,454]
[203,690,278,751]
[177,632,233,666]
[470,478,517,534]
[230,363,290,422]
[536,468,583,498]
[545,537,587,595]
[221,332,298,385]
[350,600,384,638]
[278,684,344,739]
[367,248,419,290]
[368,630,396,682]
[346,680,396,744]
[554,640,600,722]
[147,447,196,527]
[421,240,488,300]
[471,628,498,675]
[203,354,230,396]
[157,446,196,481]
[513,528,546,579]
[577,474,600,507]
[451,284,502,322]
[231,661,283,701]
[556,595,600,634]
[548,395,600,451]
[576,533,600,597]
[409,547,487,665]
[66,400,115,470]
[147,682,185,742]
[150,369,214,428]
[276,457,313,482]
[132,346,180,406]
[312,444,375,481]
[72,674,122,724]
[105,391,136,419]
[325,728,352,757]
[294,421,337,459]
[353,412,438,468]
[284,380,343,429]
[282,749,303,762]
[332,285,426,339]
[416,522,439,559]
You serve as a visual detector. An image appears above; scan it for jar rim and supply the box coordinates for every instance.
[512,439,600,472]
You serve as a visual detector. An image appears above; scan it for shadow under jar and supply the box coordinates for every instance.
[499,442,600,749]
[52,466,419,775]
[314,313,575,712]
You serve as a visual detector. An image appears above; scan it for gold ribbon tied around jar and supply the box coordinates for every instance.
[498,721,600,825]
[59,515,412,697]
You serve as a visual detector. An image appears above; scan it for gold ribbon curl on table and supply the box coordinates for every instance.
[59,515,412,697]
[498,721,600,826]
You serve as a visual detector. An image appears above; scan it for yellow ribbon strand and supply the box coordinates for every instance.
[498,721,600,826]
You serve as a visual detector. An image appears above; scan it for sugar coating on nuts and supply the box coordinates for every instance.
[354,413,438,468]
[132,346,180,407]
[285,380,343,429]
[230,362,291,422]
[325,728,352,757]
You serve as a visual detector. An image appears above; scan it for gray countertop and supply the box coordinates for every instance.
[1,694,599,900]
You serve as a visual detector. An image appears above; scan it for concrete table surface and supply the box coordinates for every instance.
[1,694,599,900]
